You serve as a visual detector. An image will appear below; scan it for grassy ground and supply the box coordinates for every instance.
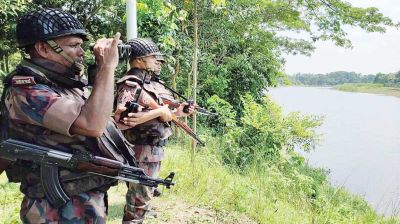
[0,173,255,224]
[106,183,255,224]
[0,174,21,224]
[334,83,400,98]
[1,140,400,223]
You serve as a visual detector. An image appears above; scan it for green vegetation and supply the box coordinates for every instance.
[334,83,400,98]
[0,0,396,112]
[291,71,400,88]
[1,0,399,223]
[0,173,21,224]
[290,71,400,97]
[290,72,375,86]
[1,96,399,223]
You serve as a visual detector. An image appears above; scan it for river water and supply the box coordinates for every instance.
[267,86,400,216]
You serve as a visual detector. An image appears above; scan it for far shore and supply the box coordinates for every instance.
[332,83,400,98]
[281,84,400,98]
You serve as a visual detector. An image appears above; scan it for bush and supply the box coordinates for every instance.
[219,94,322,168]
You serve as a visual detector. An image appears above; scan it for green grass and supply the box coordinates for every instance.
[159,139,399,223]
[0,138,399,223]
[334,83,400,97]
[0,173,22,224]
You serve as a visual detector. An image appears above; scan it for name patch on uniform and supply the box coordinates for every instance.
[12,76,36,86]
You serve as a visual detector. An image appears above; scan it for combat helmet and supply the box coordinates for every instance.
[126,38,165,62]
[16,8,88,77]
[16,8,88,48]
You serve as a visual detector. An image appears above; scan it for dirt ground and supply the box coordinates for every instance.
[106,183,257,224]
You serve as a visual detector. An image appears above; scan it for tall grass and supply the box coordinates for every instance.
[0,139,399,223]
[0,173,22,223]
[159,138,399,224]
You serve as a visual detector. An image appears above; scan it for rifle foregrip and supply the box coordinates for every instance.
[40,164,70,208]
[119,101,140,121]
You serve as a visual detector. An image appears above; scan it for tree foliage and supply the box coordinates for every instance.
[216,94,322,168]
[291,71,374,86]
[0,0,395,118]
[166,0,394,114]
[291,71,400,87]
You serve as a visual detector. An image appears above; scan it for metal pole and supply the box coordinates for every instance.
[126,0,138,40]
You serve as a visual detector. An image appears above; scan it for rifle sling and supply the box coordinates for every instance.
[155,79,187,101]
[105,123,137,167]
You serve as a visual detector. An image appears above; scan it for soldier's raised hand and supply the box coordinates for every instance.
[92,32,121,71]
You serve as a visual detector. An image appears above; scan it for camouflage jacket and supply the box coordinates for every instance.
[115,68,174,162]
[1,58,116,199]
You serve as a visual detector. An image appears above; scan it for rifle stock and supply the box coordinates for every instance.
[138,91,206,146]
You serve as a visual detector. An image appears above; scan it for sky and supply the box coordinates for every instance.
[284,0,400,75]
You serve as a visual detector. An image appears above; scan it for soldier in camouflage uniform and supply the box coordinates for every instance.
[0,8,121,223]
[114,38,195,223]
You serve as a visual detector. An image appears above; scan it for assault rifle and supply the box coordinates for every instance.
[0,139,175,208]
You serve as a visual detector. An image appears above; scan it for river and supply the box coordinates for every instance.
[267,86,400,216]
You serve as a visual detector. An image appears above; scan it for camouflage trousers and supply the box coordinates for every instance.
[123,145,163,224]
[20,191,107,224]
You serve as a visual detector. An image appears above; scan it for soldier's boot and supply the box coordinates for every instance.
[122,204,147,224]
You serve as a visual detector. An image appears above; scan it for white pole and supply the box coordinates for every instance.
[126,0,138,40]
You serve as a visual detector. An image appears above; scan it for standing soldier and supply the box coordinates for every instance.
[114,38,195,223]
[0,8,121,223]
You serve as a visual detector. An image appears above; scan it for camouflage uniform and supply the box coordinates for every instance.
[2,58,115,223]
[20,191,106,224]
[116,68,174,223]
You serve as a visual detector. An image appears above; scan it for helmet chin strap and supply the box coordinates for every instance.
[47,40,85,76]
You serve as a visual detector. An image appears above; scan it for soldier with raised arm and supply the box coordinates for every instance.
[0,8,121,223]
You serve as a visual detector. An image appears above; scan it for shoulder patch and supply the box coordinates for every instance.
[116,75,143,85]
[12,76,36,86]
[125,80,139,88]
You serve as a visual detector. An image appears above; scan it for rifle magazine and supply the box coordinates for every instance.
[40,164,70,208]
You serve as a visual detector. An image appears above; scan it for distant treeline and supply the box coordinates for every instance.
[290,71,400,86]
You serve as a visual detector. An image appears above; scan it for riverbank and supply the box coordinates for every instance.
[334,83,400,97]
[0,138,399,223]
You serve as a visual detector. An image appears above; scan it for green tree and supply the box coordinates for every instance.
[166,0,394,116]
[374,72,395,85]
[395,71,400,86]
[0,0,395,119]
[0,0,30,73]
